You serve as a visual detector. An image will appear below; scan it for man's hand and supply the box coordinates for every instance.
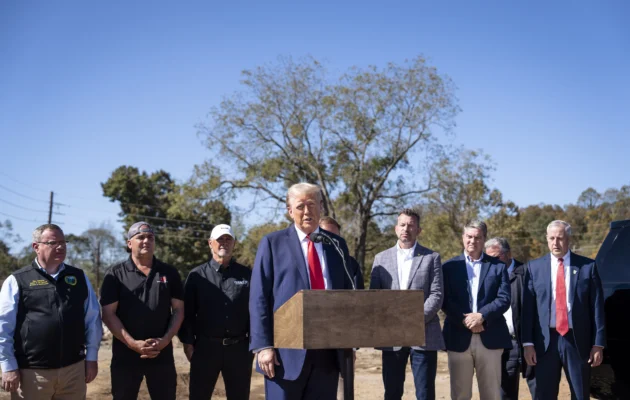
[1,370,20,392]
[589,346,604,367]
[471,325,485,334]
[524,346,537,366]
[183,344,194,362]
[85,361,98,383]
[463,313,484,329]
[257,348,280,378]
[129,339,160,359]
[147,337,170,352]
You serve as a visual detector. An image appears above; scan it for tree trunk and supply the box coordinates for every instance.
[354,211,371,284]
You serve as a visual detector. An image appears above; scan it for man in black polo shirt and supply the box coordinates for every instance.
[179,224,253,400]
[100,222,184,400]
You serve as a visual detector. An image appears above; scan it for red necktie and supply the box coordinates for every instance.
[306,235,325,290]
[556,257,569,336]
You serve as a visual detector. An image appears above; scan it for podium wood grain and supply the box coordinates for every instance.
[273,290,425,349]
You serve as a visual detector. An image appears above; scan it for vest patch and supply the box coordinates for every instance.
[29,279,49,287]
[64,275,78,286]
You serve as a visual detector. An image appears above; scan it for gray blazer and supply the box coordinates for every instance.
[370,242,445,351]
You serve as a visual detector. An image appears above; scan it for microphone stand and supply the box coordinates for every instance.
[311,231,356,399]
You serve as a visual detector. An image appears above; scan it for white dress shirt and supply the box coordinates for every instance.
[550,251,573,329]
[465,252,483,313]
[0,260,102,372]
[524,251,574,347]
[295,225,331,289]
[503,260,515,336]
[396,242,416,290]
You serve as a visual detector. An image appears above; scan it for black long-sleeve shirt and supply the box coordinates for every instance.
[178,258,251,344]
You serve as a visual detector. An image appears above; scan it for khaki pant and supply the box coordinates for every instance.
[12,360,86,400]
[447,334,503,400]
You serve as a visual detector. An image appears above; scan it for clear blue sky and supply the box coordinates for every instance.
[1,0,628,252]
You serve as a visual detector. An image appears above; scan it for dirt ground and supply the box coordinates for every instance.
[86,338,582,399]
[0,337,585,399]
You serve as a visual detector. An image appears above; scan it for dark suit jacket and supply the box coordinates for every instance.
[349,256,365,290]
[522,252,606,360]
[442,253,512,352]
[509,260,534,378]
[249,225,354,381]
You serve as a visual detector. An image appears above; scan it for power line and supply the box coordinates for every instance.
[0,173,49,193]
[0,198,52,214]
[0,184,49,204]
[0,211,56,224]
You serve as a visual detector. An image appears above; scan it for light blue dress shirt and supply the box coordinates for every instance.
[0,260,103,372]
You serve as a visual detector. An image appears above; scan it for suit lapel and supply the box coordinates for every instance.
[477,255,490,294]
[569,251,579,306]
[406,243,424,289]
[541,254,552,312]
[387,247,401,290]
[287,226,310,288]
[322,239,344,289]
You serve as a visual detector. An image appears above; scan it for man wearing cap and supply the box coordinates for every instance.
[179,224,253,400]
[100,222,184,400]
[0,223,102,399]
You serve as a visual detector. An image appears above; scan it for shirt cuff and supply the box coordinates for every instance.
[0,358,18,373]
[252,346,273,354]
[523,343,534,347]
[86,347,99,362]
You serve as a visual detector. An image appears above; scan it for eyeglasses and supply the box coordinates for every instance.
[37,240,69,247]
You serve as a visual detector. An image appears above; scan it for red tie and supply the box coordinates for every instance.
[556,257,569,336]
[306,235,325,290]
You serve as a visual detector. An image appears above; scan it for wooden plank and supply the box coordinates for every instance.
[273,290,425,349]
[273,291,304,348]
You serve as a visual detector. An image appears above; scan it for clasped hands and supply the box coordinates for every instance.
[131,337,169,359]
[463,313,485,333]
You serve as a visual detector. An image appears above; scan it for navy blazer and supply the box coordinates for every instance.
[249,225,354,381]
[442,253,512,352]
[521,252,606,360]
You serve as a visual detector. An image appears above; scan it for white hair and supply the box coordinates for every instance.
[547,220,572,237]
[286,182,322,206]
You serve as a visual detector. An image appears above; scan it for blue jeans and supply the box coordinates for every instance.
[382,348,438,400]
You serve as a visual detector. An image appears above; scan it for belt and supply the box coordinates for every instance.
[207,333,249,346]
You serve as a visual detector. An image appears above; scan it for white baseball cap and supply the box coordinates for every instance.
[210,224,234,240]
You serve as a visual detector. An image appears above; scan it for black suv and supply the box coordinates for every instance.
[590,219,630,399]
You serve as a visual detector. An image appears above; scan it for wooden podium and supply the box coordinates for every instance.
[274,289,425,399]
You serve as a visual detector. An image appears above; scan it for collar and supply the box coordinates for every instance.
[294,225,319,242]
[210,257,231,271]
[551,251,570,263]
[464,251,484,263]
[508,259,515,273]
[34,258,65,275]
[125,256,159,272]
[397,241,417,255]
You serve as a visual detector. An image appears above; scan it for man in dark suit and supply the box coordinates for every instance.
[370,209,444,400]
[318,216,364,400]
[442,220,512,400]
[485,237,536,400]
[319,216,364,290]
[522,220,606,400]
[250,182,355,399]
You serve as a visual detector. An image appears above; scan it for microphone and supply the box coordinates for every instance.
[310,232,332,245]
[310,231,356,290]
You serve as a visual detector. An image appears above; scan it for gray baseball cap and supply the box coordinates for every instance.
[127,221,154,240]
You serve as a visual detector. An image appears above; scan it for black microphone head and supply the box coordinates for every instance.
[310,232,326,243]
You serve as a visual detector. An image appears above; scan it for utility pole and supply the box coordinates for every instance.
[48,191,54,224]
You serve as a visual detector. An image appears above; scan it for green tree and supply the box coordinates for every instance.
[66,223,126,291]
[418,148,505,260]
[197,56,459,269]
[102,166,231,275]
